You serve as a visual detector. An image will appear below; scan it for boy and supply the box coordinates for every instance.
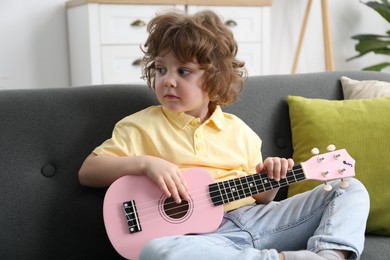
[79,10,369,260]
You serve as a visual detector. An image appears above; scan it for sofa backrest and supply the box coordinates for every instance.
[0,86,158,259]
[1,71,390,259]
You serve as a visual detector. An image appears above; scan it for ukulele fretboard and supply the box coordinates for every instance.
[208,164,305,206]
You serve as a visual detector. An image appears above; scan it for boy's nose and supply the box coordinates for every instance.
[163,73,177,88]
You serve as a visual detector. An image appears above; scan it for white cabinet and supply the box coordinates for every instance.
[66,1,271,86]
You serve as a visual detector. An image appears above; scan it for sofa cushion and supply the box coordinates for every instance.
[341,76,390,99]
[286,95,390,236]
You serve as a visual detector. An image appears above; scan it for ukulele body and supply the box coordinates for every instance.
[103,168,224,260]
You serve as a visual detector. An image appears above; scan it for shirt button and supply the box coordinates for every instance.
[195,132,201,138]
[196,144,203,150]
[191,121,198,126]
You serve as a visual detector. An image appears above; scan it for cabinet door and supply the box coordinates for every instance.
[187,6,263,43]
[100,4,185,44]
[101,45,145,84]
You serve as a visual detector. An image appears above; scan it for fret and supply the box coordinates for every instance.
[293,167,306,181]
[219,181,230,203]
[250,173,263,193]
[270,178,281,190]
[225,180,232,202]
[251,173,260,192]
[246,174,259,195]
[209,183,223,206]
[227,179,240,201]
[260,173,268,192]
[240,176,251,196]
[291,166,299,182]
[286,172,296,184]
[278,177,288,187]
[234,178,245,199]
[259,173,272,191]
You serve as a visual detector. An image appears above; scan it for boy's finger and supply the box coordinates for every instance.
[174,172,190,202]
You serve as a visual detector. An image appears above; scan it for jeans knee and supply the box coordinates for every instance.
[348,178,368,194]
[345,178,370,207]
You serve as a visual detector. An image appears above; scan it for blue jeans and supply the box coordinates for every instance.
[140,178,369,260]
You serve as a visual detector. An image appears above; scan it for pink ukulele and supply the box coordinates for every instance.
[103,147,355,259]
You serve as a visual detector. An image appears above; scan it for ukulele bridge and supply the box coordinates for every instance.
[123,200,142,234]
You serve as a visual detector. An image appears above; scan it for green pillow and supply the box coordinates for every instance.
[287,95,390,236]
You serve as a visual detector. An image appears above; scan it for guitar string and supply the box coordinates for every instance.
[128,167,304,213]
[122,157,348,228]
[123,168,307,227]
[159,172,307,218]
[122,151,345,213]
[125,161,324,221]
[125,174,309,229]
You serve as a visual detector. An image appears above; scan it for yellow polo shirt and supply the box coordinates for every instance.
[94,105,262,211]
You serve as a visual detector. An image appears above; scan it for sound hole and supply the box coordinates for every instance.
[163,197,189,219]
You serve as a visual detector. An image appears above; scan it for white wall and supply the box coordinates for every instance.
[0,0,388,89]
[271,0,389,74]
[0,0,70,89]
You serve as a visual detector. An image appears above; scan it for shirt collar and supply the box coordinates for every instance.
[207,106,225,130]
[161,105,225,130]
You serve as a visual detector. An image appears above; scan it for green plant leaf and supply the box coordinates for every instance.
[364,0,390,23]
[355,38,390,53]
[351,34,390,40]
[372,48,390,55]
[363,62,390,71]
[347,1,390,69]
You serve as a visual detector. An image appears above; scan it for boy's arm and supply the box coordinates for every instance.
[78,153,190,203]
[78,153,145,187]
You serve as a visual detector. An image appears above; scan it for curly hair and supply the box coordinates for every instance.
[141,10,247,107]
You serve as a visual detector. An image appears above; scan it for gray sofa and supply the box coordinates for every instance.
[0,71,389,259]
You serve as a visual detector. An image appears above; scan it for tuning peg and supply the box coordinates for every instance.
[338,168,346,175]
[324,182,333,191]
[340,179,349,189]
[327,144,336,151]
[311,148,320,155]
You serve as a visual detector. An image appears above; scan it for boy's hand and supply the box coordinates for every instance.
[257,157,294,182]
[142,156,190,204]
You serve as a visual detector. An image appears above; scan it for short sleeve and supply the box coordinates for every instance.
[93,120,135,156]
[247,131,263,175]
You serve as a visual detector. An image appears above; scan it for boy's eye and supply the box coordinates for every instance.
[178,68,191,76]
[156,67,167,74]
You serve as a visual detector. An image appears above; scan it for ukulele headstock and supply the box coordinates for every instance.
[302,145,355,190]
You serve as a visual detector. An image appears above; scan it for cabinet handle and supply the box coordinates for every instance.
[131,19,147,27]
[132,59,143,66]
[225,19,237,27]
